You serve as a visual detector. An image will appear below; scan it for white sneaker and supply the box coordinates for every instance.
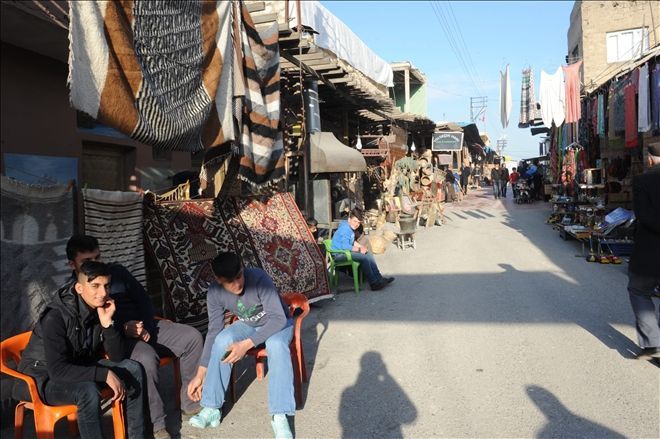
[271,414,293,439]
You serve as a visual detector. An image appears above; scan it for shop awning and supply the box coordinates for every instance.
[310,132,367,173]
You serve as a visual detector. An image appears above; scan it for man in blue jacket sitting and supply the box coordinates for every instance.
[331,208,394,291]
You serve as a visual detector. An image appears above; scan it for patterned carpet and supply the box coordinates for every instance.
[143,192,331,332]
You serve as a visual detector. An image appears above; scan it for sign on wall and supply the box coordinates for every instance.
[431,132,464,151]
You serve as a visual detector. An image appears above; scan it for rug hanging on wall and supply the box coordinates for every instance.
[0,177,75,338]
[143,192,331,332]
[82,189,146,286]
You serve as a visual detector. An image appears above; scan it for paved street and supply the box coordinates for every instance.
[173,187,658,438]
[6,188,658,439]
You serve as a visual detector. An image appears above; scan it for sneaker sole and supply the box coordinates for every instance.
[189,419,220,429]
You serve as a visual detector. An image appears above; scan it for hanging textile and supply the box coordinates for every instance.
[563,61,582,123]
[539,68,565,128]
[68,1,284,194]
[624,84,638,148]
[638,64,651,132]
[611,79,626,134]
[500,64,512,129]
[518,68,540,128]
[651,63,660,131]
[68,1,235,152]
[597,93,605,137]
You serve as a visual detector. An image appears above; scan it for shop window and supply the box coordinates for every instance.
[606,27,648,63]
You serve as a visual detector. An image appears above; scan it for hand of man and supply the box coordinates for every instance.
[97,299,116,328]
[187,367,207,402]
[360,246,368,254]
[124,320,150,342]
[222,339,254,364]
[105,370,125,402]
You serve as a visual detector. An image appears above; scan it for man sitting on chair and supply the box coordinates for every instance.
[14,261,146,438]
[331,208,395,291]
[66,235,204,439]
[186,252,296,438]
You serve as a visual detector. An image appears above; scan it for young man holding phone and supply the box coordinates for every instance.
[186,252,295,438]
[14,261,145,438]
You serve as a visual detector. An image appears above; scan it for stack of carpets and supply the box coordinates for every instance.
[143,192,331,332]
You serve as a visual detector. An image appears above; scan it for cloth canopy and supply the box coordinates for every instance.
[310,132,367,173]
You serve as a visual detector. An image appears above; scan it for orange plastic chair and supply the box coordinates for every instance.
[231,292,310,407]
[153,316,182,410]
[0,331,125,439]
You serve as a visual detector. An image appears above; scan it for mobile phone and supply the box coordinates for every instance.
[222,350,231,361]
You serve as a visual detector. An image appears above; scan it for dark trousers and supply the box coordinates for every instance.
[125,320,203,432]
[627,271,660,348]
[43,359,145,439]
[336,251,383,285]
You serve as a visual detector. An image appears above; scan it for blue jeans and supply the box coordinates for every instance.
[492,181,501,198]
[43,359,145,439]
[201,321,295,415]
[335,251,383,285]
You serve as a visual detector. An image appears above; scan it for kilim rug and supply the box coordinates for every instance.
[143,192,331,332]
[82,189,146,286]
[0,177,75,337]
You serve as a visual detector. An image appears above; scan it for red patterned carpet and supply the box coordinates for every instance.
[143,193,331,332]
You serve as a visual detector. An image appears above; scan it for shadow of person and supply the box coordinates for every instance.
[497,263,640,359]
[339,352,417,439]
[526,385,626,438]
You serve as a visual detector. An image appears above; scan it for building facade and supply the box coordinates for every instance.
[567,0,660,93]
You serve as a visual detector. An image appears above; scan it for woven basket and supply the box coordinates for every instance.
[370,235,387,254]
[383,230,397,242]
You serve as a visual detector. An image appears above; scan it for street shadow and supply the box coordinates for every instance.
[338,351,417,439]
[526,385,626,438]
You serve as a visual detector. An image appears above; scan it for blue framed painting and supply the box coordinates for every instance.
[3,153,78,185]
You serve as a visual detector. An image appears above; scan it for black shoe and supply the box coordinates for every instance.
[384,277,395,284]
[634,347,660,360]
[370,281,386,291]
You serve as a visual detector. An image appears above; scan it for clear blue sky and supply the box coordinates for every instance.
[322,0,575,161]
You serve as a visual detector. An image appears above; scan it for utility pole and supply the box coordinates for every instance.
[496,138,507,157]
[470,96,488,125]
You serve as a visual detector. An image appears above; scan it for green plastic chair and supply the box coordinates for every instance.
[323,239,363,294]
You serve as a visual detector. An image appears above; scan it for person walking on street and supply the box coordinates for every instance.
[500,165,510,198]
[509,167,520,199]
[460,165,471,195]
[627,144,660,360]
[490,164,501,199]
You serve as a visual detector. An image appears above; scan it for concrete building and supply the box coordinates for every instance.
[391,61,428,117]
[567,0,660,93]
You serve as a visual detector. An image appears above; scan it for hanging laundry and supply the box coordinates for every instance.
[518,68,540,128]
[608,83,616,139]
[624,84,638,148]
[597,93,605,137]
[638,64,651,132]
[609,79,626,137]
[652,64,660,131]
[500,64,512,129]
[539,68,565,128]
[563,60,582,123]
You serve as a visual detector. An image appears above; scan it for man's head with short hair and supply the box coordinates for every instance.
[67,234,101,274]
[74,260,112,309]
[648,144,660,166]
[211,252,245,295]
[512,167,517,172]
[347,208,363,231]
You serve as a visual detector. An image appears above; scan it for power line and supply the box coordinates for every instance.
[428,1,483,97]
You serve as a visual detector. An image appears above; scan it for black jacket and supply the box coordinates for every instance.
[107,264,156,334]
[629,166,660,276]
[16,279,124,399]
